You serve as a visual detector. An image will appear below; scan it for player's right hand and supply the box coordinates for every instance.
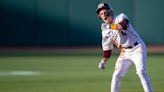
[98,61,106,70]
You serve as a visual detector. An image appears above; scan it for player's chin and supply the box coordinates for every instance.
[104,20,110,24]
[102,19,110,24]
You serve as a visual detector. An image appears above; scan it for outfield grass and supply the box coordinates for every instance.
[0,53,163,92]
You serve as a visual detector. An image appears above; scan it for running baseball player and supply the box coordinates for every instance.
[96,2,153,92]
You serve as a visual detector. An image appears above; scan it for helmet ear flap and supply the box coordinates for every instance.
[107,10,113,16]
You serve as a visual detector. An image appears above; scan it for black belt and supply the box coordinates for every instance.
[125,42,138,49]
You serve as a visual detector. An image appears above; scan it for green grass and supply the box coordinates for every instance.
[0,54,163,92]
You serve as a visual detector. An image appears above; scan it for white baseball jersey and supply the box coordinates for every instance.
[100,13,153,92]
[101,13,143,51]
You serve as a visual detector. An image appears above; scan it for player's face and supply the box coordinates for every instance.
[99,9,113,24]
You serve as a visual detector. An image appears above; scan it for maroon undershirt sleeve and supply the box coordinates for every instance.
[103,50,112,58]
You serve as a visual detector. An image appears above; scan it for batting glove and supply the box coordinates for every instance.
[98,60,106,70]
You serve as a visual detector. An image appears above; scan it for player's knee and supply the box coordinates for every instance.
[137,70,147,78]
[112,73,122,80]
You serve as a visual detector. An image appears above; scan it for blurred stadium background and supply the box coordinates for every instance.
[0,0,164,92]
[0,0,164,47]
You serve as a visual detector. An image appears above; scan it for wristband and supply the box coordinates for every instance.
[111,24,118,30]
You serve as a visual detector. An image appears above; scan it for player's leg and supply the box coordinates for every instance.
[111,55,132,92]
[131,46,153,92]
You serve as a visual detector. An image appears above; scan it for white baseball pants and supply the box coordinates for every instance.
[111,44,153,92]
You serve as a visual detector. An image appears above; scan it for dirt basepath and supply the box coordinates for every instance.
[147,46,164,53]
[0,46,163,53]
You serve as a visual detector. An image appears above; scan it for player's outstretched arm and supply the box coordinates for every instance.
[98,50,112,69]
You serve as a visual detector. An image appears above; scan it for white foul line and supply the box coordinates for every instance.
[0,70,41,76]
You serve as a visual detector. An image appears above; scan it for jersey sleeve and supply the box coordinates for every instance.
[102,38,114,51]
[101,23,114,51]
[114,13,129,24]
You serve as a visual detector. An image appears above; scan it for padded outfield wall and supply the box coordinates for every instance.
[0,0,163,47]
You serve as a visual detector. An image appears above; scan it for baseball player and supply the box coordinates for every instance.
[96,3,153,92]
